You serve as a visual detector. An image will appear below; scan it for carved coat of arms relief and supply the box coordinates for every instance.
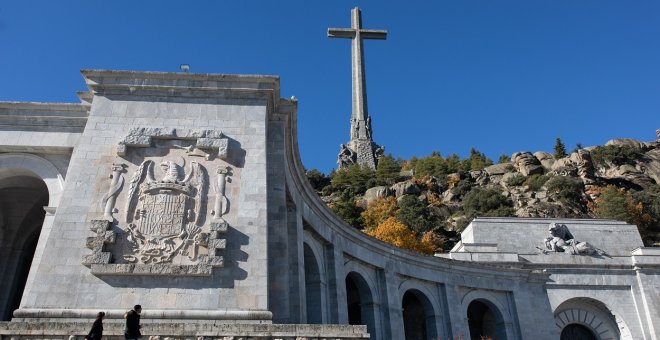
[83,128,232,276]
[124,159,207,264]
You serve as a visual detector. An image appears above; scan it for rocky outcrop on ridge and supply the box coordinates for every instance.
[312,130,660,249]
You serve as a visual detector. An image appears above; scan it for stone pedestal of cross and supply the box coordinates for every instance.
[329,7,387,169]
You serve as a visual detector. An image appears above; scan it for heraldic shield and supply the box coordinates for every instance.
[138,192,187,236]
[124,159,208,264]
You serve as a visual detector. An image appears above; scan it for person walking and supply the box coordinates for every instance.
[85,311,105,340]
[124,305,142,339]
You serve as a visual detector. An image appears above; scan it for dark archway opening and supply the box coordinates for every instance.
[403,291,427,340]
[0,172,48,321]
[560,324,598,340]
[303,243,322,324]
[345,272,376,337]
[467,300,507,340]
[346,275,361,325]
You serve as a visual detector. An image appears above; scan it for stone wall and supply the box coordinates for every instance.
[13,70,276,319]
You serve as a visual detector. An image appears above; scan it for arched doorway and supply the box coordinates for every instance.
[554,297,631,340]
[402,289,438,340]
[467,299,507,340]
[303,243,323,324]
[561,324,597,340]
[0,169,49,321]
[345,272,377,337]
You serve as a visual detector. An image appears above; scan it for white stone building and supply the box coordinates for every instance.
[0,70,657,339]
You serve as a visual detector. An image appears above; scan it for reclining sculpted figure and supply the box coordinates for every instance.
[544,223,605,256]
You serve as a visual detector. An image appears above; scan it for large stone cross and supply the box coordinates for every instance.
[328,7,387,133]
[329,7,387,169]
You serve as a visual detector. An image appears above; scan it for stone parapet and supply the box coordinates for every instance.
[0,322,369,339]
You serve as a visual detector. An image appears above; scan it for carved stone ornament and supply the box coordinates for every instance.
[116,127,229,161]
[82,128,232,276]
[542,223,606,256]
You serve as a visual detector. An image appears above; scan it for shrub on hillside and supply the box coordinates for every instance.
[452,179,473,198]
[462,187,515,218]
[590,145,643,166]
[524,174,549,191]
[545,176,584,203]
[505,174,525,187]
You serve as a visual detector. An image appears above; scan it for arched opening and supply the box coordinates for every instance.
[402,289,438,340]
[303,243,323,324]
[345,272,376,336]
[554,297,631,340]
[0,169,48,321]
[561,324,597,340]
[467,299,507,340]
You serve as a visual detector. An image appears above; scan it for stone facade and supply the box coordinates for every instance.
[441,218,660,339]
[0,70,657,339]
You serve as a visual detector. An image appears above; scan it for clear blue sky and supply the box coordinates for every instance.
[1,1,659,173]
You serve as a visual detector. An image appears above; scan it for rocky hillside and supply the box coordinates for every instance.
[306,130,660,252]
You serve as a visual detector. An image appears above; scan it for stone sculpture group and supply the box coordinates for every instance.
[543,222,605,256]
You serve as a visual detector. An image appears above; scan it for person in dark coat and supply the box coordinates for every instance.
[124,304,142,339]
[85,311,104,340]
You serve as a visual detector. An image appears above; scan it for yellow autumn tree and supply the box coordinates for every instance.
[365,217,438,254]
[419,231,445,254]
[365,217,419,250]
[361,196,398,231]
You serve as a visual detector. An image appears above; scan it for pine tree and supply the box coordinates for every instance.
[498,154,511,164]
[396,195,435,234]
[375,154,401,185]
[331,190,364,229]
[554,137,567,159]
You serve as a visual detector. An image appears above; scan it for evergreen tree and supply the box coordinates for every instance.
[305,169,330,191]
[396,195,435,234]
[465,148,493,171]
[375,154,401,185]
[554,137,567,159]
[330,164,375,195]
[414,151,447,178]
[331,190,364,229]
[445,153,462,173]
[498,154,511,164]
[590,186,652,232]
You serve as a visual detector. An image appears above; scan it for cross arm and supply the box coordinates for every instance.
[328,28,356,38]
[359,29,387,40]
